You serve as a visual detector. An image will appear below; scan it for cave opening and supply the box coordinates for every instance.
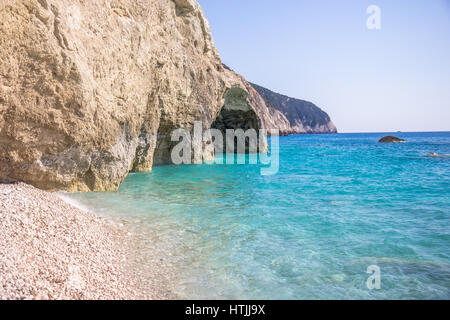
[150,87,265,166]
[210,87,262,154]
[152,119,179,166]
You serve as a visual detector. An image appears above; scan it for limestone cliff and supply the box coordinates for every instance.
[0,0,266,191]
[220,67,292,136]
[250,83,337,134]
[0,0,336,192]
[222,65,337,136]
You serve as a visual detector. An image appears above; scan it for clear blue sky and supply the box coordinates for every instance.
[198,0,450,133]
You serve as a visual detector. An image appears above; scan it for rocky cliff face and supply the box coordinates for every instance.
[0,0,268,191]
[250,83,337,135]
[0,0,336,192]
[222,67,293,136]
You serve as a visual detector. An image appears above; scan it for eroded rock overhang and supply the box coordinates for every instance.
[0,0,269,192]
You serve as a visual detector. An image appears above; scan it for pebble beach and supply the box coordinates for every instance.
[0,183,151,300]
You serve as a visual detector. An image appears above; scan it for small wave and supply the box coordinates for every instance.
[55,192,93,213]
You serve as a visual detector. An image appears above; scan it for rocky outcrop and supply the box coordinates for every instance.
[0,0,337,192]
[224,69,293,136]
[249,83,338,135]
[378,136,405,143]
[0,0,267,191]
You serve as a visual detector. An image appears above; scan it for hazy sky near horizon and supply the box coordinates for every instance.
[198,0,450,133]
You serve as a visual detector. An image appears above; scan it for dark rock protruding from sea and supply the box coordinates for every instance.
[378,136,406,143]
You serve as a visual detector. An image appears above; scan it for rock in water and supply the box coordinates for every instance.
[378,136,405,143]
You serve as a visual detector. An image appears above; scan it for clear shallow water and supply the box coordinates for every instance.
[68,132,450,299]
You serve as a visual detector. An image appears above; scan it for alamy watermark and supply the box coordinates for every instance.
[367,5,381,30]
[366,265,381,290]
[170,121,279,176]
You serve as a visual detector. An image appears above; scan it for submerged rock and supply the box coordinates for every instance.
[378,136,405,143]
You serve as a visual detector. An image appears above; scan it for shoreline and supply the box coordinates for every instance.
[0,182,170,300]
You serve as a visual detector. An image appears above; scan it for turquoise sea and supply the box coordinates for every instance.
[67,132,450,299]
